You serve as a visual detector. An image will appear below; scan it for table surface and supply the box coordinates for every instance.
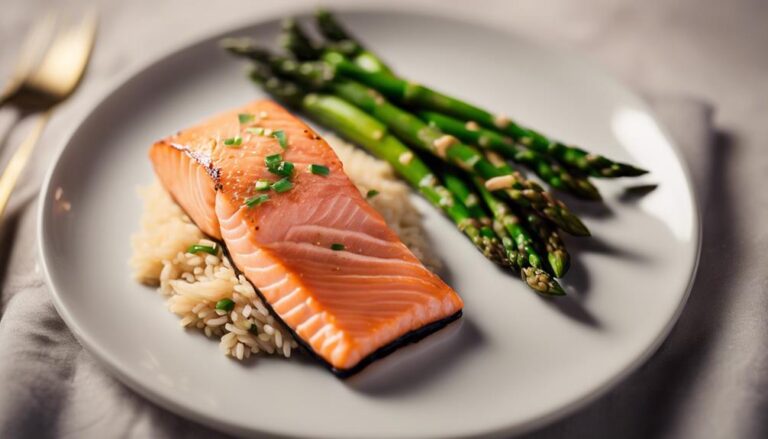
[2,1,767,438]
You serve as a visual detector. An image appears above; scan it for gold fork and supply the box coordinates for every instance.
[0,12,97,218]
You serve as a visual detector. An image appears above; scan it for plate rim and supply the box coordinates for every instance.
[37,6,702,438]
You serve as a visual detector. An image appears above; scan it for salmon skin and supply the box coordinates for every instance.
[150,100,463,376]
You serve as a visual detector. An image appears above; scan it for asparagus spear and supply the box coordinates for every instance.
[320,52,647,178]
[314,9,392,74]
[279,18,322,61]
[525,212,570,278]
[440,162,564,294]
[472,176,564,295]
[248,67,508,266]
[484,150,572,278]
[442,172,518,266]
[280,17,365,65]
[421,111,600,200]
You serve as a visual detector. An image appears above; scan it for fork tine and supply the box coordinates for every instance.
[26,10,98,98]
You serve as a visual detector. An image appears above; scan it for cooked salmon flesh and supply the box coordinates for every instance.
[149,100,463,375]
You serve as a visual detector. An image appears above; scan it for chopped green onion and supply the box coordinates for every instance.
[265,153,294,177]
[271,177,294,193]
[271,161,295,177]
[215,298,235,311]
[265,153,282,167]
[330,243,345,251]
[272,130,288,149]
[245,127,265,135]
[244,194,269,208]
[308,164,330,176]
[254,179,271,191]
[366,189,379,199]
[186,244,217,255]
[223,136,242,147]
[248,322,259,334]
[238,113,255,124]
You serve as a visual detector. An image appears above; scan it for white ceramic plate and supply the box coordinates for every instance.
[38,9,700,438]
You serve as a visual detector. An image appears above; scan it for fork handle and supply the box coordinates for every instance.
[0,110,52,218]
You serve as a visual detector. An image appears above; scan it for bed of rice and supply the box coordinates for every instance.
[130,135,438,361]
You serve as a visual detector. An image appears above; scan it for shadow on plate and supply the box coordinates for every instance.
[345,317,484,396]
[558,191,615,219]
[618,183,659,202]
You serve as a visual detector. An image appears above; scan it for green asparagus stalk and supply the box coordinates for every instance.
[280,17,366,66]
[320,51,647,178]
[279,18,322,61]
[314,9,392,74]
[472,176,564,295]
[442,172,518,266]
[421,111,600,200]
[249,67,508,266]
[483,149,572,277]
[492,219,522,269]
[471,175,541,270]
[525,212,570,278]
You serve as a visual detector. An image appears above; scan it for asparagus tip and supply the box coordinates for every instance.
[548,252,570,278]
[477,236,510,268]
[522,267,566,296]
[572,179,602,201]
[622,164,650,177]
[557,210,591,237]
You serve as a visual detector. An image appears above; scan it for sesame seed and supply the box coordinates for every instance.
[465,121,480,131]
[419,173,437,188]
[494,114,510,128]
[371,130,384,140]
[485,175,515,191]
[486,151,505,167]
[465,194,479,207]
[433,135,457,158]
[464,155,481,168]
[438,196,454,207]
[398,151,414,165]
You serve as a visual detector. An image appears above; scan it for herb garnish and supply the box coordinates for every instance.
[215,298,235,311]
[186,244,217,255]
[244,194,269,207]
[272,130,288,149]
[330,243,345,251]
[223,136,242,147]
[308,164,330,176]
[238,113,255,124]
[271,178,294,193]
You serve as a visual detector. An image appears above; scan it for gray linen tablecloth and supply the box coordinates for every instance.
[2,1,768,438]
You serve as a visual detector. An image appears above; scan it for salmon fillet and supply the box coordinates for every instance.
[149,100,463,375]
